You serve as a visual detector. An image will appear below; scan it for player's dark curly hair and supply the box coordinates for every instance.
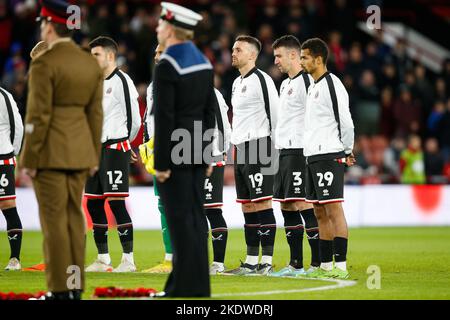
[301,38,329,64]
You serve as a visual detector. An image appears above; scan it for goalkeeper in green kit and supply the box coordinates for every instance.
[139,43,172,273]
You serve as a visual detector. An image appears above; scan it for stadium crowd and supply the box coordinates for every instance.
[1,0,449,185]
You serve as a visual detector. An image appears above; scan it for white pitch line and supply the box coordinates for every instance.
[212,278,357,298]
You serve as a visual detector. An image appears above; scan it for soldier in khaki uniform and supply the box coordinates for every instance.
[20,0,103,300]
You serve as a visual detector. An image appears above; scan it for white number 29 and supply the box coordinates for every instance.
[317,171,334,187]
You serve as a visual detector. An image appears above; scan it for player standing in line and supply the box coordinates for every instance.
[225,35,279,276]
[0,86,24,271]
[84,36,141,273]
[140,43,173,274]
[270,35,320,277]
[141,43,231,275]
[300,38,355,279]
[205,88,231,275]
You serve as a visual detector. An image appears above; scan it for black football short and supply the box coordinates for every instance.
[273,150,306,202]
[305,158,345,204]
[85,147,130,199]
[0,164,16,201]
[204,165,224,208]
[234,137,274,203]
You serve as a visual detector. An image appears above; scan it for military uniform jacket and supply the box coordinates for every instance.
[20,38,103,170]
[153,41,217,171]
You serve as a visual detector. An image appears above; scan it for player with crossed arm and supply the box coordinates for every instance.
[270,35,320,277]
[300,38,355,279]
[225,35,279,276]
[0,86,24,271]
[84,36,141,273]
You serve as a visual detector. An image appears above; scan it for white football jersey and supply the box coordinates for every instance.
[275,71,312,150]
[231,67,278,145]
[101,68,141,144]
[303,72,354,160]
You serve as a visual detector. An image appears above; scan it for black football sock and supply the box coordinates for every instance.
[206,208,228,263]
[282,210,304,269]
[301,208,320,267]
[243,212,260,260]
[2,207,22,259]
[87,198,109,254]
[109,200,134,253]
[258,208,277,260]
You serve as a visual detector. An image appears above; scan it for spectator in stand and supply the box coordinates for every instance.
[437,98,450,162]
[364,42,382,79]
[441,58,450,96]
[427,100,446,137]
[355,69,380,135]
[424,138,445,184]
[415,64,434,117]
[399,135,426,184]
[379,86,395,139]
[434,77,447,102]
[384,136,406,181]
[328,31,346,75]
[393,85,422,138]
[381,62,398,93]
[345,42,364,84]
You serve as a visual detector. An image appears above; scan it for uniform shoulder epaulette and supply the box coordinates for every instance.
[30,41,49,60]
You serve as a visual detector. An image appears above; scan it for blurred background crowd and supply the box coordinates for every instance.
[1,0,450,186]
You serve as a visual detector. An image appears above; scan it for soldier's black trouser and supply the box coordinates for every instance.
[157,166,210,297]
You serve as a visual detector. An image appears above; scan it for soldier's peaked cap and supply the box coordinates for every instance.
[160,2,203,30]
[36,0,74,26]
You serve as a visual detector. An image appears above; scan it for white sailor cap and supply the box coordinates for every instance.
[160,2,203,30]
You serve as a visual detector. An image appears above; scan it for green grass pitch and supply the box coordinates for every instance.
[0,227,449,299]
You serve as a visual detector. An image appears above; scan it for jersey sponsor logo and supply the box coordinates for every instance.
[323,189,330,196]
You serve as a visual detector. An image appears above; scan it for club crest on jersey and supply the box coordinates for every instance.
[241,85,247,93]
[106,87,112,94]
[288,88,293,95]
[315,91,319,98]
